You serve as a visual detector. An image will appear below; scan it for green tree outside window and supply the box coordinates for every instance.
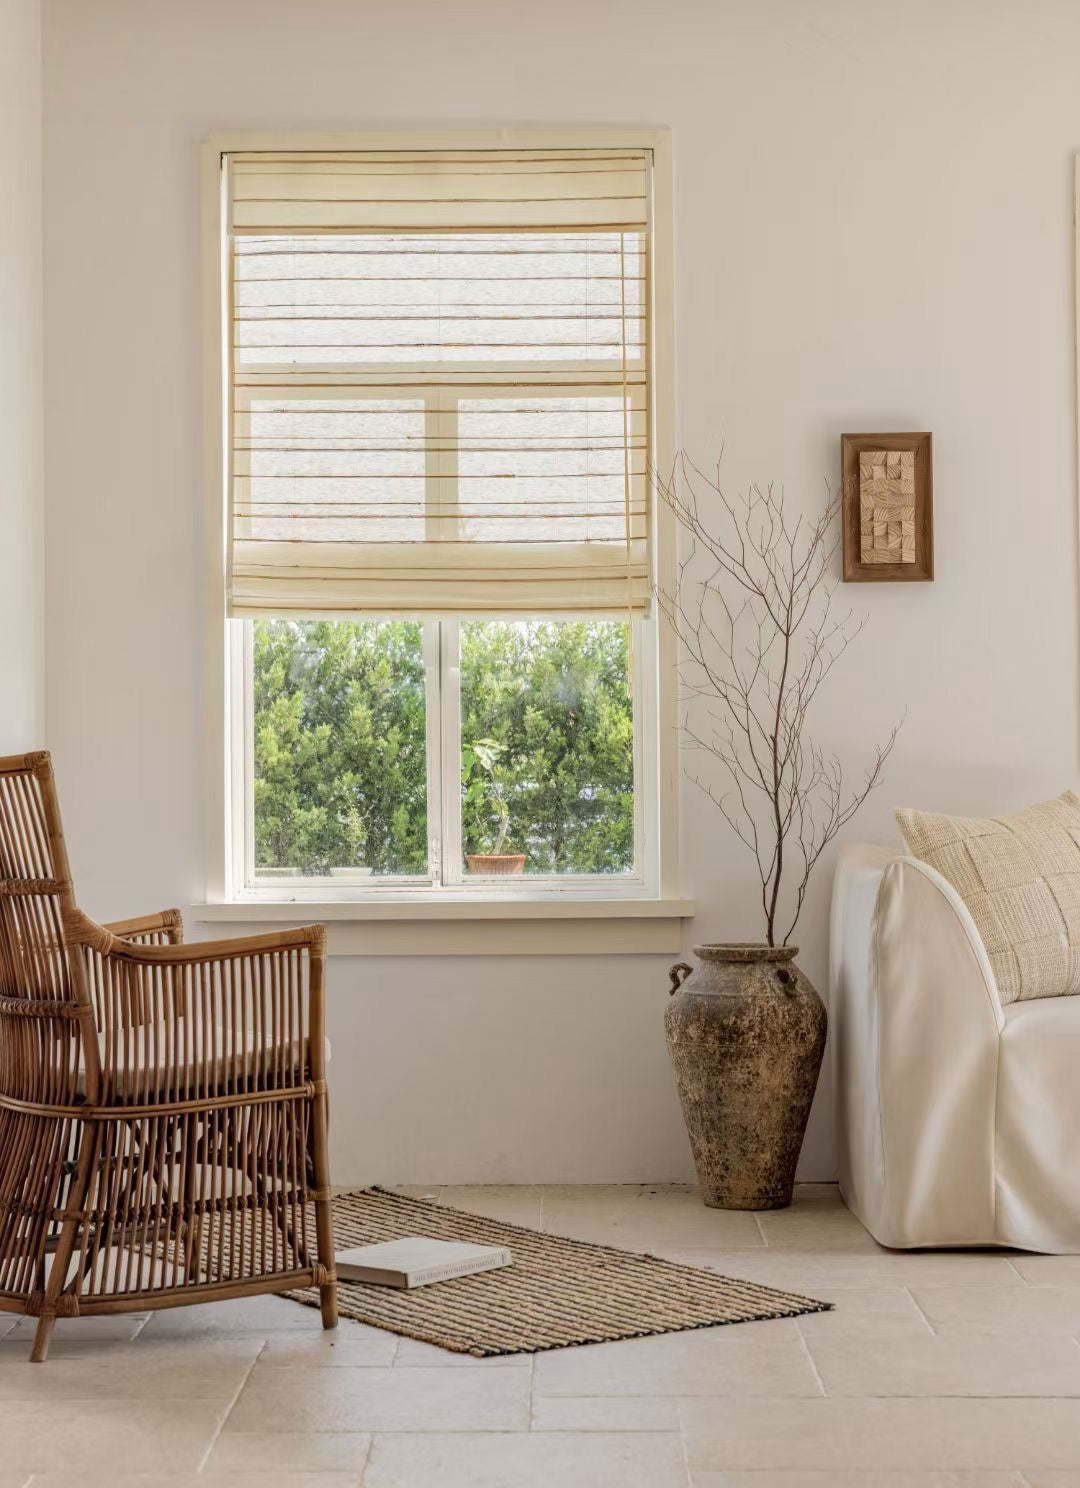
[252,617,634,879]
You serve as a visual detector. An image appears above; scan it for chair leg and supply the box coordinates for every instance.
[311,1091,337,1331]
[30,1311,55,1364]
[319,1269,338,1329]
[30,1121,98,1363]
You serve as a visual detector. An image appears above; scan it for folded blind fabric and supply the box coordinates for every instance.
[225,149,652,617]
[228,149,649,233]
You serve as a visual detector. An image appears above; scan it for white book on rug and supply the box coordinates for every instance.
[334,1236,513,1289]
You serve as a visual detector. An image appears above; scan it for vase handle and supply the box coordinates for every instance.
[668,962,693,995]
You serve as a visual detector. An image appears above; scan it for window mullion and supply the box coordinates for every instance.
[631,616,653,892]
[422,619,443,885]
[439,618,463,886]
[435,388,463,889]
[233,620,254,895]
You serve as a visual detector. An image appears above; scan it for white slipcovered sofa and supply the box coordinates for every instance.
[830,843,1080,1252]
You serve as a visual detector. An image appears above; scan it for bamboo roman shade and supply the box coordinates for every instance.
[225,148,652,617]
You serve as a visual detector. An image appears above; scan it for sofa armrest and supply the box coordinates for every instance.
[830,845,1002,1247]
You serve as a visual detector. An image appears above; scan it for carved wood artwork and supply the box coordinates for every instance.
[860,450,915,564]
[841,432,933,582]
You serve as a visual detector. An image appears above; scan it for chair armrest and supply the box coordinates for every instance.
[102,908,184,944]
[830,845,1002,1247]
[66,909,322,964]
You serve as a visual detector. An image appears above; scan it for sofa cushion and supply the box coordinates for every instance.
[896,792,1080,1003]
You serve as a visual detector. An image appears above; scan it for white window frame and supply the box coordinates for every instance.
[229,614,654,900]
[200,127,682,925]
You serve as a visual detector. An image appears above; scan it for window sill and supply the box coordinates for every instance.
[189,896,695,956]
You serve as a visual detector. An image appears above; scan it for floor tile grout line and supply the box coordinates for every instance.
[22,1382,1080,1411]
[194,1337,267,1474]
[675,1399,694,1488]
[191,1389,1080,1413]
[355,1431,376,1487]
[388,1363,530,1371]
[793,1319,829,1398]
[220,1426,697,1435]
[513,1388,830,1402]
[904,1284,938,1336]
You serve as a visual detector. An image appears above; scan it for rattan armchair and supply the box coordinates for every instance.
[0,750,337,1361]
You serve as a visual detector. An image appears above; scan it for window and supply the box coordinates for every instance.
[212,134,674,901]
[246,616,638,886]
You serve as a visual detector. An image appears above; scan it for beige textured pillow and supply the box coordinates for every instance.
[895,792,1080,1004]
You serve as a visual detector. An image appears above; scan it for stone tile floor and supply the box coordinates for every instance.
[2,1182,1079,1485]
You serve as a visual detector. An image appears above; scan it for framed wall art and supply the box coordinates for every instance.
[841,431,933,582]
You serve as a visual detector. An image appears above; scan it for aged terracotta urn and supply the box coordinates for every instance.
[665,944,827,1210]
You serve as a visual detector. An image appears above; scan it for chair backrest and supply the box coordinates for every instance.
[0,752,76,1006]
[0,750,98,1109]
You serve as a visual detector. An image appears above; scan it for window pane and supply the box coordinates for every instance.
[252,619,428,879]
[233,232,644,367]
[460,620,634,876]
[456,394,646,546]
[237,396,428,543]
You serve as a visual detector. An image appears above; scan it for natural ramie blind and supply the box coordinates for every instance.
[225,148,651,616]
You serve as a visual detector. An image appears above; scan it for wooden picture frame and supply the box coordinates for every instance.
[841,431,933,582]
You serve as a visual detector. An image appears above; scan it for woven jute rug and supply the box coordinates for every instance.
[285,1187,831,1356]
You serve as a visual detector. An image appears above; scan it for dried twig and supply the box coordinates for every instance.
[655,454,902,945]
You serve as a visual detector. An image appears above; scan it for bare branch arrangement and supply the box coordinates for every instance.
[655,454,902,947]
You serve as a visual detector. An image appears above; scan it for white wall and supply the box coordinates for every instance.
[1,0,44,752]
[42,0,1080,1184]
